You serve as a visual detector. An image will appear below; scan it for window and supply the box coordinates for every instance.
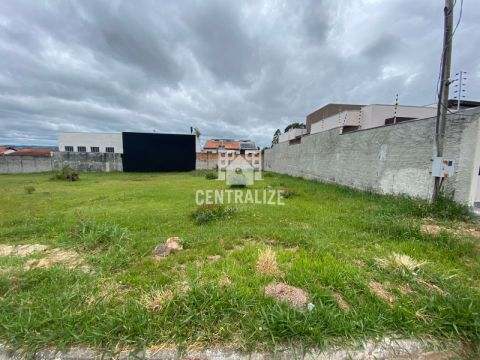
[65,146,74,152]
[105,147,114,153]
[77,146,86,152]
[90,147,99,153]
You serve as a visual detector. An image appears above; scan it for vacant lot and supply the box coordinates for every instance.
[0,172,479,353]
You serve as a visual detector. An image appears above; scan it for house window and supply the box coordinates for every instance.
[90,147,99,153]
[77,146,86,152]
[105,147,114,153]
[65,146,74,152]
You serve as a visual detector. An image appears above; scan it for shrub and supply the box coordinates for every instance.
[281,188,297,199]
[205,172,218,180]
[69,219,128,249]
[413,193,472,221]
[191,204,237,225]
[52,165,79,181]
[24,185,36,194]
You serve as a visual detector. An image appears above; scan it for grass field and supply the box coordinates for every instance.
[0,171,479,353]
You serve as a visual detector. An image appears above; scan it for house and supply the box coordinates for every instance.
[306,103,438,135]
[7,148,55,156]
[0,146,16,155]
[203,139,258,155]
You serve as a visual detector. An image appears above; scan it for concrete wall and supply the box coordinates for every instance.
[58,132,124,153]
[264,108,480,205]
[196,152,218,170]
[0,155,54,173]
[52,152,123,172]
[0,152,123,173]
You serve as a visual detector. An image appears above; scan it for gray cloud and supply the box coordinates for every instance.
[0,0,478,147]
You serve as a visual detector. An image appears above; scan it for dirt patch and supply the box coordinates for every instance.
[399,283,415,295]
[421,224,442,235]
[333,292,350,312]
[140,289,174,311]
[256,248,284,277]
[24,248,89,273]
[421,219,480,239]
[87,281,131,306]
[0,244,48,257]
[417,278,448,296]
[369,281,395,304]
[354,259,365,268]
[218,273,232,287]
[264,282,309,309]
[207,255,221,262]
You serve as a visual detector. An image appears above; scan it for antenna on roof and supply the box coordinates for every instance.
[393,94,399,124]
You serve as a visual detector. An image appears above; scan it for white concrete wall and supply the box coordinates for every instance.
[360,105,437,129]
[279,128,307,143]
[311,110,361,134]
[58,133,124,154]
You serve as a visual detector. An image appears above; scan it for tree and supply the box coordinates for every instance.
[272,129,281,146]
[284,122,306,133]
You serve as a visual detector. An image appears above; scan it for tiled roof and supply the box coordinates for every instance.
[8,148,54,156]
[204,140,220,149]
[224,141,240,150]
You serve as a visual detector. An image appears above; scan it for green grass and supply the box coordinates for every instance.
[0,171,479,353]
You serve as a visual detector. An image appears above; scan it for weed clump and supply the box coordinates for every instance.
[205,172,218,180]
[191,204,237,225]
[52,165,79,181]
[69,219,128,250]
[281,188,297,199]
[413,194,471,221]
[24,185,36,194]
[256,247,284,277]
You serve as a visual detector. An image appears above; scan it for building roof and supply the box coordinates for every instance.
[204,139,255,151]
[224,141,240,150]
[8,148,54,156]
[0,146,16,154]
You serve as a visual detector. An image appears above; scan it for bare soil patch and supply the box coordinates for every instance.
[417,279,448,296]
[24,248,89,273]
[369,281,395,304]
[0,244,47,257]
[264,282,309,309]
[333,292,351,312]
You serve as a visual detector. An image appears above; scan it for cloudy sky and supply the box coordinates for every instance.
[0,0,478,147]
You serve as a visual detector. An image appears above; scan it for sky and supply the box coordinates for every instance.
[0,0,478,147]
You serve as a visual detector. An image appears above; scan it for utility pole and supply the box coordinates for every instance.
[433,0,454,201]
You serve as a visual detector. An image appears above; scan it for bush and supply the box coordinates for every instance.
[191,204,237,225]
[414,194,472,221]
[281,188,297,199]
[69,219,128,250]
[52,165,79,181]
[24,185,36,194]
[205,172,218,180]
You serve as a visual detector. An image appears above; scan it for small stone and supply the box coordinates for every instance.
[307,303,315,312]
[165,237,183,251]
[153,237,183,260]
[153,244,171,259]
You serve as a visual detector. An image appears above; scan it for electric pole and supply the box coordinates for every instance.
[433,0,454,201]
